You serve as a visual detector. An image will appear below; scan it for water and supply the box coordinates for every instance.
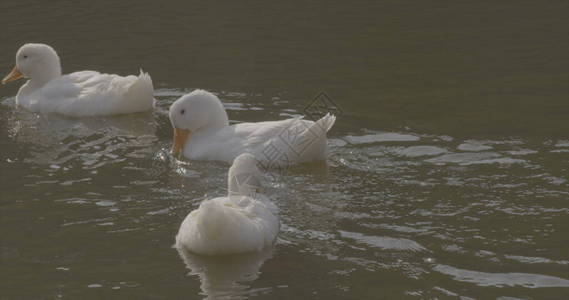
[1,1,568,299]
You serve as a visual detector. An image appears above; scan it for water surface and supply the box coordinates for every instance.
[1,1,568,299]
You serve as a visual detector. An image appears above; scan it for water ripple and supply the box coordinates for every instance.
[434,264,569,288]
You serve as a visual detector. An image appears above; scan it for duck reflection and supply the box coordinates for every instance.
[3,108,158,166]
[177,246,274,300]
[8,109,156,143]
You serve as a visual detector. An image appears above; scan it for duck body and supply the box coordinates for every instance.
[3,43,154,117]
[184,117,331,164]
[16,70,154,116]
[170,89,336,165]
[176,153,280,255]
[176,195,279,255]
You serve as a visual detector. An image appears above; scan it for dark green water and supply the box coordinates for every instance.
[1,1,568,299]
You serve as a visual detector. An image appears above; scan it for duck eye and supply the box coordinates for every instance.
[23,55,28,59]
[180,109,185,115]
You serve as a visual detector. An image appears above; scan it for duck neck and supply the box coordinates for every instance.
[192,111,229,137]
[227,169,261,197]
[209,110,229,130]
[28,62,62,90]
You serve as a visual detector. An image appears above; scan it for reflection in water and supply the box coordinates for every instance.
[3,101,158,168]
[9,108,156,143]
[1,0,568,297]
[2,87,569,299]
[177,246,274,300]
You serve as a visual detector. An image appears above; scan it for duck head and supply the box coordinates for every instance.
[2,43,62,86]
[169,89,229,157]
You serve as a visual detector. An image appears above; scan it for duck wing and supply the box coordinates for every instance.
[41,70,153,116]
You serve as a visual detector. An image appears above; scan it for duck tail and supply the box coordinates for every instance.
[137,69,154,98]
[292,113,336,161]
[301,113,336,139]
[137,69,152,85]
[312,113,336,133]
[124,69,154,111]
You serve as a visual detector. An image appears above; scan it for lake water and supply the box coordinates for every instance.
[1,1,568,299]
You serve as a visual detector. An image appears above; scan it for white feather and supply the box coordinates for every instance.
[169,89,336,165]
[176,153,279,255]
[7,43,154,117]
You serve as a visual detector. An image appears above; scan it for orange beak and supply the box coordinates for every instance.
[2,66,24,85]
[172,128,191,158]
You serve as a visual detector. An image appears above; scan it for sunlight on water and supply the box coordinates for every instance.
[433,264,569,288]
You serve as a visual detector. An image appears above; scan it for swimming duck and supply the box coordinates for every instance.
[169,89,336,166]
[2,43,154,116]
[176,153,279,255]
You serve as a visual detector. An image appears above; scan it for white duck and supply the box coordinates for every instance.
[2,43,154,117]
[176,153,279,255]
[169,89,336,166]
